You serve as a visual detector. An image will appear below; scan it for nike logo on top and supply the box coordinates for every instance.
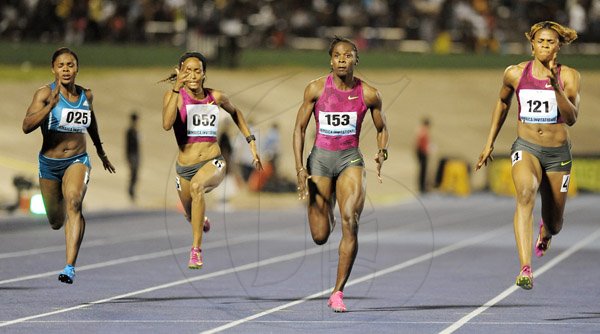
[560,160,572,166]
[348,96,358,100]
[545,83,553,88]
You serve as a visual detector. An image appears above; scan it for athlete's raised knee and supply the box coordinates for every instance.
[546,219,563,235]
[49,220,64,230]
[45,207,65,229]
[311,228,330,245]
[312,234,329,245]
[190,182,205,197]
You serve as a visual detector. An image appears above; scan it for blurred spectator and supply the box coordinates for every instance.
[219,4,245,67]
[568,0,587,39]
[259,122,295,193]
[234,120,259,184]
[413,0,445,44]
[590,0,600,42]
[262,122,280,173]
[290,6,317,37]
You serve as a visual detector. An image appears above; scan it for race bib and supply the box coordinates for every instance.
[518,89,558,124]
[318,111,357,136]
[186,104,219,137]
[58,108,91,132]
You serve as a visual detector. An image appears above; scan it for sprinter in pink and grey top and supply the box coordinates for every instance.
[313,74,368,151]
[172,88,219,147]
[162,52,262,271]
[476,21,581,291]
[293,37,389,313]
[516,60,565,124]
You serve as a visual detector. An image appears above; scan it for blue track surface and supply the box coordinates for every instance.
[1,194,599,333]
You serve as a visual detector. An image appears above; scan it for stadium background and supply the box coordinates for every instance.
[0,0,599,213]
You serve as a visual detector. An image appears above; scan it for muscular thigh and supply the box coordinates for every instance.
[39,178,64,222]
[335,167,366,217]
[511,150,543,194]
[172,174,192,221]
[62,163,89,199]
[308,175,334,207]
[540,171,570,211]
[307,175,335,237]
[190,159,226,193]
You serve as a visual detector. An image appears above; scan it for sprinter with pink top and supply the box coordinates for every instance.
[162,52,262,270]
[293,37,389,312]
[476,21,581,290]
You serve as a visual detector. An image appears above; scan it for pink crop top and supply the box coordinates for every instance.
[173,89,219,146]
[516,61,564,124]
[313,75,368,150]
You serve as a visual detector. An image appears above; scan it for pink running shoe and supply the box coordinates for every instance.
[515,265,533,290]
[535,219,551,257]
[203,216,210,233]
[327,291,347,312]
[188,247,203,269]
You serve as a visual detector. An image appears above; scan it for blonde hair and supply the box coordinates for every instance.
[525,21,578,45]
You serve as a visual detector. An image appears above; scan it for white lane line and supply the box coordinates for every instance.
[199,225,512,334]
[439,226,600,334]
[0,229,285,285]
[0,246,326,328]
[0,226,510,329]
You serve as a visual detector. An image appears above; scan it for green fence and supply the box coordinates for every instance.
[1,42,599,69]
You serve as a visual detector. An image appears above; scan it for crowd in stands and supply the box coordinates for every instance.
[1,0,599,53]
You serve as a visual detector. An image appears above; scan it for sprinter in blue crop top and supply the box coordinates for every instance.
[22,47,116,284]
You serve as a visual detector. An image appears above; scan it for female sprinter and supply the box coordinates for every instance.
[22,47,116,284]
[162,52,261,270]
[293,37,389,312]
[476,21,580,290]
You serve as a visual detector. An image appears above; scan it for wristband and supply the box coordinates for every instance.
[172,89,180,94]
[246,134,256,143]
[378,149,388,161]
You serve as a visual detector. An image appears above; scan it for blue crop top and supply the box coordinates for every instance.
[46,82,91,133]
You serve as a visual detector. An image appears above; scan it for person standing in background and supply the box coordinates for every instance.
[126,111,140,202]
[415,117,431,193]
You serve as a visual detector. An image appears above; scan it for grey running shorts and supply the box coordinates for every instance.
[307,146,364,178]
[510,137,572,172]
[176,155,225,181]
